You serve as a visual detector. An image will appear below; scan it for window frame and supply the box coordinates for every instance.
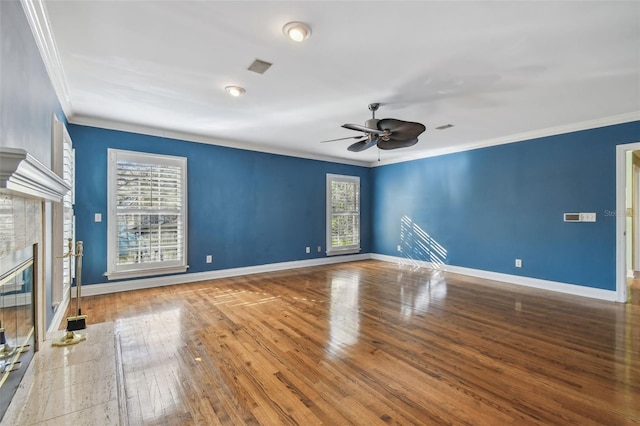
[326,173,361,256]
[106,149,188,280]
[51,116,75,308]
[62,127,75,293]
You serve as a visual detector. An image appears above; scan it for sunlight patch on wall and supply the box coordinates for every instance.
[400,215,448,268]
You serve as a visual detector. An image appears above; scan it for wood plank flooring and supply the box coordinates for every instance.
[72,260,639,425]
[629,277,640,305]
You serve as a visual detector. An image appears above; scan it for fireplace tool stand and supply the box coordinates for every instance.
[53,240,87,347]
[0,320,14,360]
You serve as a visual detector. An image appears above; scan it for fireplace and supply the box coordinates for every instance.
[0,244,36,418]
[0,147,70,421]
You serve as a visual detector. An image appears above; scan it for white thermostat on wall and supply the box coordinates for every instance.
[564,212,596,222]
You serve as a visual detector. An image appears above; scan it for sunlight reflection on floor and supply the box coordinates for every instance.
[326,272,360,358]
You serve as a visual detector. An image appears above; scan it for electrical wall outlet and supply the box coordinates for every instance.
[515,259,522,268]
[305,247,310,254]
[317,246,322,253]
[206,255,212,263]
[397,245,402,252]
[94,213,102,222]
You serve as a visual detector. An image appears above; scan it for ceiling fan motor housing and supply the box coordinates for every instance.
[365,118,379,129]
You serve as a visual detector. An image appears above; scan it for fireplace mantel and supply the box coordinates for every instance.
[0,147,70,202]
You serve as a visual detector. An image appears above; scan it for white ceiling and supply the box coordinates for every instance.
[42,1,640,165]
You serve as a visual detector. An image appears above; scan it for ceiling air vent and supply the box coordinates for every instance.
[436,124,454,130]
[247,59,272,74]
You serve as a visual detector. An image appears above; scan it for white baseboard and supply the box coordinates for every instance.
[75,253,618,302]
[78,254,371,297]
[371,254,618,302]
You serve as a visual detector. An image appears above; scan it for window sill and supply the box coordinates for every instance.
[326,248,361,256]
[105,265,189,280]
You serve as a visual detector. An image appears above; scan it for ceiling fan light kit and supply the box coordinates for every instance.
[282,21,312,42]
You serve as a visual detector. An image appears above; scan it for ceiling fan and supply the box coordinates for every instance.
[322,103,426,152]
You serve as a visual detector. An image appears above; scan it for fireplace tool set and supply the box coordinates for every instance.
[53,239,88,347]
[0,323,12,360]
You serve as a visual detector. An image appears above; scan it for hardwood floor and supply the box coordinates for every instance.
[629,277,640,305]
[72,260,639,425]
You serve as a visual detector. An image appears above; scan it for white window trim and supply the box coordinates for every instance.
[106,149,188,280]
[51,116,74,309]
[326,173,361,256]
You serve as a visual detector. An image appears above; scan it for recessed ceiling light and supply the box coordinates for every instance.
[225,86,245,97]
[282,21,311,42]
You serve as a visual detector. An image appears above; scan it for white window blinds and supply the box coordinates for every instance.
[62,135,75,289]
[326,174,360,255]
[107,149,188,279]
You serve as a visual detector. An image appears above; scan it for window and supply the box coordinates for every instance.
[52,116,74,309]
[107,149,188,279]
[326,174,360,255]
[62,129,75,291]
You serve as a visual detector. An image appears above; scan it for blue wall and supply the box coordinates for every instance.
[1,1,63,164]
[1,0,66,328]
[69,125,372,285]
[72,122,640,291]
[373,122,640,290]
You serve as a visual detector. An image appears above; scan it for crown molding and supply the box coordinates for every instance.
[70,112,640,170]
[20,0,73,117]
[370,111,640,167]
[69,114,371,167]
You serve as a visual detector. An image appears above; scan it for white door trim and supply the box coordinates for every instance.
[616,142,640,303]
[634,163,640,272]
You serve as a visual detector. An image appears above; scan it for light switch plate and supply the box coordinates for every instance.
[94,213,102,222]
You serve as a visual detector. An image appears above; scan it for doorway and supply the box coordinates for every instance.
[615,142,640,304]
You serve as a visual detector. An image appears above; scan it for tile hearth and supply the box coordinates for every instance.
[3,322,123,425]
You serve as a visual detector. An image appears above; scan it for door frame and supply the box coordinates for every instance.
[634,162,640,272]
[615,141,640,303]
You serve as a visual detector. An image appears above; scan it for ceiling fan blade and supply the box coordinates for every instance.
[348,138,379,152]
[320,135,367,143]
[377,119,426,141]
[342,123,386,135]
[377,138,419,150]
